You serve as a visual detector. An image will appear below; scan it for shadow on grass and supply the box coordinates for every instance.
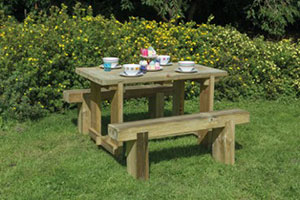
[150,137,209,164]
[150,139,243,165]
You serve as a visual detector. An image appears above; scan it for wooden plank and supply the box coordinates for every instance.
[63,89,90,103]
[149,92,164,118]
[90,82,102,136]
[126,132,149,180]
[212,120,235,165]
[89,127,102,145]
[100,135,122,155]
[111,83,124,123]
[110,83,124,156]
[63,84,174,103]
[108,109,249,142]
[172,80,185,116]
[77,93,91,134]
[75,64,228,86]
[198,76,215,146]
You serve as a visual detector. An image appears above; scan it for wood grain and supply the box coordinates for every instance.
[63,84,174,103]
[172,80,185,116]
[198,76,215,146]
[111,83,124,123]
[77,93,91,134]
[212,120,235,165]
[149,92,165,118]
[76,64,228,86]
[126,132,149,180]
[90,82,102,137]
[108,109,249,142]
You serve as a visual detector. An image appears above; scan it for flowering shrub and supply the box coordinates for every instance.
[0,4,299,119]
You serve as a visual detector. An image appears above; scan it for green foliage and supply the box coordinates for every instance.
[246,0,300,36]
[1,0,300,37]
[0,4,299,120]
[139,0,190,21]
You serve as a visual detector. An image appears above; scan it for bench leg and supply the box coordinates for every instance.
[197,76,215,147]
[77,93,91,135]
[212,120,235,165]
[89,82,102,145]
[172,80,185,116]
[126,132,149,180]
[149,92,164,118]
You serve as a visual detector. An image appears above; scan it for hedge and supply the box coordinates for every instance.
[0,4,299,120]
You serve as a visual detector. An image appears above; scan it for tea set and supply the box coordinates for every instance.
[101,47,197,77]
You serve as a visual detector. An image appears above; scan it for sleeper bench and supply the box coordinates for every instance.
[108,109,250,180]
[63,84,174,134]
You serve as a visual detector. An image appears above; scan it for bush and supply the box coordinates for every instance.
[0,4,299,120]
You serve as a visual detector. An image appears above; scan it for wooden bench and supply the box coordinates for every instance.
[63,84,174,134]
[108,109,250,180]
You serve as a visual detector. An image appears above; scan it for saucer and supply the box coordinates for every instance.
[175,67,198,73]
[100,64,122,69]
[147,66,163,72]
[120,71,144,77]
[160,62,173,66]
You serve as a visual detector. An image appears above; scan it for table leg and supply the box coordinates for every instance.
[198,76,215,147]
[89,82,102,145]
[111,83,124,123]
[149,92,164,118]
[172,80,185,116]
[109,83,124,157]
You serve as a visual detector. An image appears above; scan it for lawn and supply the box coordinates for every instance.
[0,98,299,199]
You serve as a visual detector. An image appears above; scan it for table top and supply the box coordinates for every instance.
[76,63,228,86]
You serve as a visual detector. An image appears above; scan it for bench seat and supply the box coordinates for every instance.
[108,109,250,180]
[63,84,174,134]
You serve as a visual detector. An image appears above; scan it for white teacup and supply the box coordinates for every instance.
[157,55,170,65]
[103,57,119,68]
[178,61,195,72]
[123,64,140,76]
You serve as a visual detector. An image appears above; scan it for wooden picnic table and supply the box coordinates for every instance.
[76,63,228,153]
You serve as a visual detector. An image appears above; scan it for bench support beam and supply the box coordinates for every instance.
[126,132,149,180]
[212,120,235,165]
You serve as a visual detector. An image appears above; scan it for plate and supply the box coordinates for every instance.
[100,64,122,69]
[120,71,144,77]
[140,55,158,59]
[175,67,198,73]
[160,62,173,66]
[147,67,163,72]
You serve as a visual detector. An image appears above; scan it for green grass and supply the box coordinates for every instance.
[1,99,300,199]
